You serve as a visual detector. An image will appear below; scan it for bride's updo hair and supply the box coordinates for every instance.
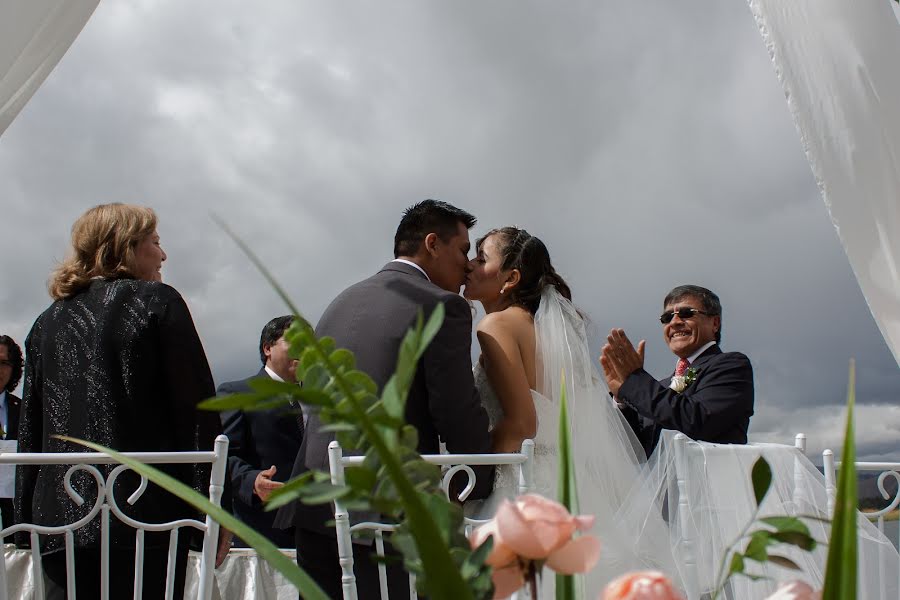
[477,226,572,315]
[49,203,158,300]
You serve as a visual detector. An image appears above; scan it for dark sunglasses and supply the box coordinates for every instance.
[659,307,713,324]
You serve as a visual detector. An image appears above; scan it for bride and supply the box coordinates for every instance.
[462,226,676,594]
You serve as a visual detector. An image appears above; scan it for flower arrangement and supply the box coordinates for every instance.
[470,495,600,598]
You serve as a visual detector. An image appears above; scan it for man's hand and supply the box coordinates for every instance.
[600,328,645,396]
[216,527,233,568]
[253,465,284,502]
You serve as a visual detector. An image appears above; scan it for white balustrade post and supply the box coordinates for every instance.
[197,434,229,600]
[673,434,699,600]
[519,439,535,496]
[823,449,836,515]
[794,433,806,454]
[329,442,358,600]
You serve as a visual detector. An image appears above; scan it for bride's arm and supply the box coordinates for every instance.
[477,314,537,453]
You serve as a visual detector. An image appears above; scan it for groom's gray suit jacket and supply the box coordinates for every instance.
[275,261,493,535]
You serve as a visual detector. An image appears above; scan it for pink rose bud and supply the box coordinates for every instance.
[764,581,821,600]
[602,571,684,600]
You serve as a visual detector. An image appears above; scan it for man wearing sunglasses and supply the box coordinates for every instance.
[600,285,754,456]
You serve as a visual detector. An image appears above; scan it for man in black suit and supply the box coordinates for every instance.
[219,315,303,548]
[600,285,754,456]
[276,200,493,599]
[0,335,22,540]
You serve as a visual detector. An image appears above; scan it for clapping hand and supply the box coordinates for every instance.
[600,328,645,396]
[253,465,284,502]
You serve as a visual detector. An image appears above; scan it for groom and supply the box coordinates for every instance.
[275,199,493,599]
[600,284,754,456]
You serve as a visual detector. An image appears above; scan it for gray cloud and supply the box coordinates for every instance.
[1,0,897,461]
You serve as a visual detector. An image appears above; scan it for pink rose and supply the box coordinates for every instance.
[764,581,821,600]
[602,571,684,600]
[470,494,601,598]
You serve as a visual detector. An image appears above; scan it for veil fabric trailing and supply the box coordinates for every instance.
[615,431,900,599]
[533,288,678,594]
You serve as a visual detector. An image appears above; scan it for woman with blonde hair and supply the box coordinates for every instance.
[15,203,227,599]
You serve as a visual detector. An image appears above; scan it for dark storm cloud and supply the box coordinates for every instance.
[1,0,897,461]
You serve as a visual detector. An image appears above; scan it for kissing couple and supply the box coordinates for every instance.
[276,199,673,599]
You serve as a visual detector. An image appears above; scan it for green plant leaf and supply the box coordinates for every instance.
[771,531,817,552]
[59,436,329,600]
[198,392,278,411]
[759,516,811,537]
[295,481,352,505]
[822,360,858,600]
[751,457,773,507]
[266,472,315,510]
[556,369,577,600]
[728,552,745,575]
[767,555,802,571]
[744,530,772,562]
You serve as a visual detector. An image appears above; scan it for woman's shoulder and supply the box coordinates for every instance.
[477,306,534,336]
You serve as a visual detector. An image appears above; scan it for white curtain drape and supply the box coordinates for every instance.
[746,0,900,363]
[0,0,99,137]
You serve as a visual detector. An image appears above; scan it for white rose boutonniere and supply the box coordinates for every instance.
[669,367,698,393]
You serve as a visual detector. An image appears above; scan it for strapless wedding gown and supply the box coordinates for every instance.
[473,361,676,597]
[471,287,679,597]
[474,362,558,501]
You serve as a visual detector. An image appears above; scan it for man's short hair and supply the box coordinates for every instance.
[0,335,23,393]
[664,285,723,343]
[259,316,294,365]
[393,199,477,258]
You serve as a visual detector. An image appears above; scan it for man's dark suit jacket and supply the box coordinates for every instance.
[617,344,754,456]
[1,392,20,537]
[218,369,302,548]
[275,261,493,535]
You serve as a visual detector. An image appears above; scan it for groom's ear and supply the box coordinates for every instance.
[423,232,439,257]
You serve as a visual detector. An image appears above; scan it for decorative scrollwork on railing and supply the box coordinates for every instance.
[862,469,900,520]
[104,464,208,533]
[441,464,478,503]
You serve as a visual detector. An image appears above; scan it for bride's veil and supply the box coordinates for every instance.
[534,287,678,592]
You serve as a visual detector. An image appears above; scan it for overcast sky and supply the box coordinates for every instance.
[2,1,898,463]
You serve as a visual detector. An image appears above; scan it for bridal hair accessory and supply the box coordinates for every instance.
[469,494,600,599]
[602,570,684,600]
[669,367,698,393]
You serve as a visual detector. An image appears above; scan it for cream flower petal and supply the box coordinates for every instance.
[471,520,517,568]
[545,535,601,575]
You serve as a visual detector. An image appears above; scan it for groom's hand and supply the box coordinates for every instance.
[601,329,645,395]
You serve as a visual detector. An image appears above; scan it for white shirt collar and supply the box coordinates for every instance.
[391,258,430,282]
[264,365,285,382]
[680,341,717,367]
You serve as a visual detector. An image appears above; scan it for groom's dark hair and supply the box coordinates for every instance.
[394,200,477,258]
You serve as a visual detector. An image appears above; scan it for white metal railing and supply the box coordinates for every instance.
[824,454,900,545]
[0,434,229,600]
[329,439,536,600]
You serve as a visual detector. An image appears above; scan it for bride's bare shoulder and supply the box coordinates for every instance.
[476,306,534,337]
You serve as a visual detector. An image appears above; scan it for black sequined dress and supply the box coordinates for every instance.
[14,278,221,557]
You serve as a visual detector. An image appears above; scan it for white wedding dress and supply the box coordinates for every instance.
[473,288,677,596]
